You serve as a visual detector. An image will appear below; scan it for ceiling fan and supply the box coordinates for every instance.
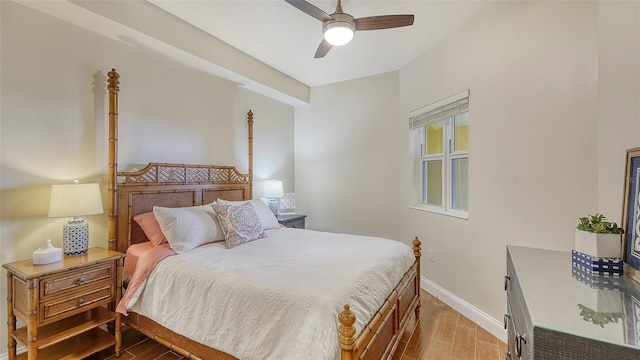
[285,0,415,58]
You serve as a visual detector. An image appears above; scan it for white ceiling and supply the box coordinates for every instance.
[148,0,491,87]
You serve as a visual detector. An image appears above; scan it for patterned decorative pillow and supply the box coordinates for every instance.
[216,198,280,229]
[212,202,266,248]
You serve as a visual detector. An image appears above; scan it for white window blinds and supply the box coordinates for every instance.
[409,90,469,128]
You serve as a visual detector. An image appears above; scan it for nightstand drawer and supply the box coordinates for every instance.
[284,218,305,229]
[277,214,307,229]
[40,281,114,324]
[40,262,115,299]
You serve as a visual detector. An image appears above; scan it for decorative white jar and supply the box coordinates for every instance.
[32,239,63,265]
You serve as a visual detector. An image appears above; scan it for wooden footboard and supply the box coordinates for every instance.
[339,237,422,360]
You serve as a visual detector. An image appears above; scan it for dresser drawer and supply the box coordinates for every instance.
[506,304,517,359]
[40,262,115,299]
[507,297,531,360]
[506,250,532,360]
[40,281,114,325]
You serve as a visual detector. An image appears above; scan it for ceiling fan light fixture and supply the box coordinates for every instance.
[323,13,355,46]
[286,0,415,58]
[324,25,353,46]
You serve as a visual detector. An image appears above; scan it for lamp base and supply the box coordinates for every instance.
[267,198,279,216]
[63,219,89,255]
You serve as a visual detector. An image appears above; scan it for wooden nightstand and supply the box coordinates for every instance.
[276,214,307,229]
[3,247,125,360]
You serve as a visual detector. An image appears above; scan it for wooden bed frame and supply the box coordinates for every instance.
[106,69,422,360]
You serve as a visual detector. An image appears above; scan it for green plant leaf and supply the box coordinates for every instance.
[576,213,624,234]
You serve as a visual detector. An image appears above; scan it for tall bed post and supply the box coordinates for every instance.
[107,69,120,252]
[413,237,422,317]
[247,110,254,200]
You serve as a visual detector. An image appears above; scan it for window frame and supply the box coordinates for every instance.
[409,90,469,219]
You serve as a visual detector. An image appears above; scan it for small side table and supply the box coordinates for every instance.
[3,247,125,360]
[276,214,307,229]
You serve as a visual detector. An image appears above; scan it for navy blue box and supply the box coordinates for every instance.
[571,250,624,276]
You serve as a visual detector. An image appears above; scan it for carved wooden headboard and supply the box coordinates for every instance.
[106,69,254,254]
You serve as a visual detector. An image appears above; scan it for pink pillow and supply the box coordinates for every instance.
[133,212,168,246]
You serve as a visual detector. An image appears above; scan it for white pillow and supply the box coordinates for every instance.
[215,198,280,229]
[153,203,224,253]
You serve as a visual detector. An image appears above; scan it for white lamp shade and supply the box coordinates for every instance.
[48,183,104,218]
[263,180,284,198]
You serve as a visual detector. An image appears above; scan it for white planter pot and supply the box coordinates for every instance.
[574,230,621,258]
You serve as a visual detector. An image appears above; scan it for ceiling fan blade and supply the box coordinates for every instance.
[285,0,333,22]
[314,39,332,58]
[355,15,414,31]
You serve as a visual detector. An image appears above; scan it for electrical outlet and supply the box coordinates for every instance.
[427,249,435,262]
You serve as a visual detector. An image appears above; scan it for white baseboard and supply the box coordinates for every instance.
[421,276,507,343]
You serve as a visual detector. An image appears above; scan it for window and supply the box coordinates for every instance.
[409,90,469,218]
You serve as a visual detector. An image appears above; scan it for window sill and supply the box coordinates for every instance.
[408,205,469,220]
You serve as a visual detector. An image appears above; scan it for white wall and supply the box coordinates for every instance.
[238,87,295,194]
[295,71,400,240]
[400,0,601,330]
[597,1,640,217]
[296,0,640,339]
[0,1,294,353]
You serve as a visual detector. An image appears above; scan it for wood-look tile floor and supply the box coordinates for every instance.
[90,290,506,360]
[392,291,508,360]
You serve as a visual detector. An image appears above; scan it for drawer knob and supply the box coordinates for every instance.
[77,277,86,284]
[505,351,512,359]
[515,333,526,357]
[504,275,510,291]
[503,314,511,329]
[78,298,85,305]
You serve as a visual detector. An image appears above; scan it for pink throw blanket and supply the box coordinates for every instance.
[117,243,176,315]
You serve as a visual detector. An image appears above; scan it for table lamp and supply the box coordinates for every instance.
[48,180,104,255]
[263,179,284,215]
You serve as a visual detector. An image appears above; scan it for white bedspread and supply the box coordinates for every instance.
[128,228,415,360]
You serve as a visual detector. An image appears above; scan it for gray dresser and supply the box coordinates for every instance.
[505,246,640,359]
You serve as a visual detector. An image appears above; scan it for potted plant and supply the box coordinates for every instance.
[575,213,624,258]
